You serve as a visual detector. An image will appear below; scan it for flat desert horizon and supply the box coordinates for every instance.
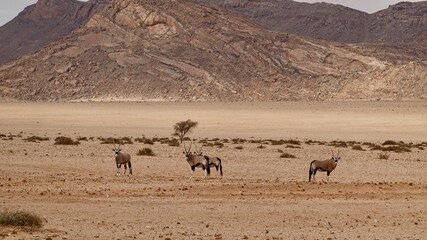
[0,101,426,239]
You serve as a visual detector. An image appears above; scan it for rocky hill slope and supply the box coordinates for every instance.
[0,0,426,101]
[0,0,109,65]
[197,0,427,45]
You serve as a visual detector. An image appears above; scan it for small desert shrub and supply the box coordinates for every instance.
[198,139,208,144]
[277,149,283,153]
[257,145,266,149]
[328,141,348,148]
[77,136,88,141]
[231,138,246,144]
[214,141,224,148]
[221,138,229,143]
[99,137,132,145]
[137,148,156,156]
[235,146,243,150]
[270,139,285,145]
[284,139,301,145]
[280,152,296,159]
[378,153,390,160]
[24,136,49,143]
[249,139,262,144]
[0,210,42,228]
[210,138,220,142]
[381,146,411,153]
[168,139,180,147]
[54,137,80,145]
[382,140,398,145]
[352,145,365,151]
[285,144,301,149]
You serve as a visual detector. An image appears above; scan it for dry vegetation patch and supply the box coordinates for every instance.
[54,136,80,145]
[0,210,42,228]
[137,148,156,156]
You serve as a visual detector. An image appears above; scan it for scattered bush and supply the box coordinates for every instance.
[221,139,229,143]
[285,145,301,149]
[280,152,296,158]
[284,139,301,145]
[235,146,243,150]
[77,136,88,141]
[328,141,348,148]
[214,141,224,148]
[137,148,156,156]
[168,138,180,147]
[381,146,411,153]
[277,149,283,153]
[383,140,398,145]
[24,136,49,143]
[257,145,266,149]
[210,138,220,142]
[99,137,133,145]
[0,210,42,228]
[352,145,365,151]
[378,153,390,160]
[54,137,80,145]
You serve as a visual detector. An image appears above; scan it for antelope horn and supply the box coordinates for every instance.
[199,144,203,152]
[331,149,335,158]
[113,139,117,149]
[337,148,340,158]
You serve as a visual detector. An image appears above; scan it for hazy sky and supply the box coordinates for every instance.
[0,0,424,26]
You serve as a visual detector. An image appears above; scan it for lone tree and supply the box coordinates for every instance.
[173,119,198,143]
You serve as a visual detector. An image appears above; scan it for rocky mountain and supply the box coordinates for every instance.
[197,0,427,45]
[0,0,426,102]
[0,0,109,65]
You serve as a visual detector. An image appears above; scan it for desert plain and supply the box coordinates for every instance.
[0,101,426,239]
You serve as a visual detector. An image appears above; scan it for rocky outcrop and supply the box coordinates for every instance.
[0,0,425,102]
[197,0,427,45]
[0,0,109,64]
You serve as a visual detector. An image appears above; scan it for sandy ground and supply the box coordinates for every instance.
[0,101,426,239]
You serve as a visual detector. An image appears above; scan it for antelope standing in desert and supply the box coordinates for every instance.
[113,140,132,176]
[194,143,223,176]
[183,141,210,177]
[308,149,340,182]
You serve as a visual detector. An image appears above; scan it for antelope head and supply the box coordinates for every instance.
[331,149,341,163]
[193,143,204,156]
[113,139,122,156]
[182,141,192,159]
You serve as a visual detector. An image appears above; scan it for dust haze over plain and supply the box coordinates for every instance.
[0,0,425,26]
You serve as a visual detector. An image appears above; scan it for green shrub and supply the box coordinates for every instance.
[54,137,80,145]
[137,148,156,156]
[0,210,42,228]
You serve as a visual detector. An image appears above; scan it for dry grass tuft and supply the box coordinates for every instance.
[280,152,296,158]
[168,139,180,147]
[24,136,49,143]
[137,148,156,156]
[378,153,390,160]
[352,145,365,151]
[235,146,243,150]
[54,137,80,145]
[0,210,42,228]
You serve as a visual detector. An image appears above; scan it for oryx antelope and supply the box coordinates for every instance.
[308,149,340,182]
[194,143,223,176]
[113,140,132,176]
[183,141,210,177]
